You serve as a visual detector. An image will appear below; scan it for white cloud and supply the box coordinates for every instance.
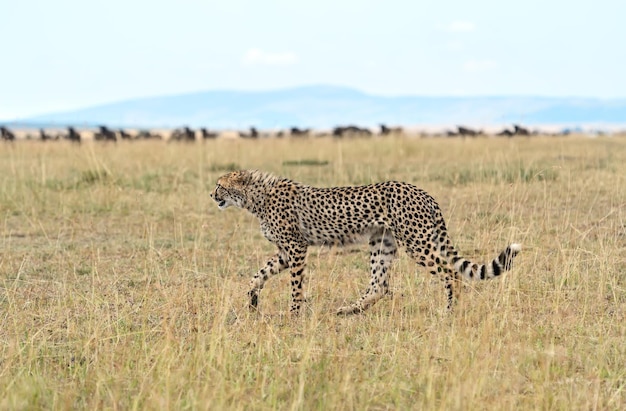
[463,59,498,72]
[242,48,298,66]
[440,21,476,32]
[445,40,464,51]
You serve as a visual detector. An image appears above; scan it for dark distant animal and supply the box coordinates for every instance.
[379,124,404,136]
[39,129,55,141]
[65,127,81,143]
[457,126,481,137]
[201,128,218,139]
[136,130,162,140]
[171,126,196,142]
[496,128,514,137]
[210,169,521,315]
[290,127,310,137]
[239,127,259,139]
[118,129,132,140]
[136,130,151,139]
[333,125,372,137]
[513,125,530,136]
[94,125,117,142]
[1,126,16,141]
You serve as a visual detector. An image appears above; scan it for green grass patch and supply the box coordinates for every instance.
[282,159,330,167]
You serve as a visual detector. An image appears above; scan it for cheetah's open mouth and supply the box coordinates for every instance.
[217,200,227,209]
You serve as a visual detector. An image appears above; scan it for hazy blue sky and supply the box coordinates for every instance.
[1,0,625,119]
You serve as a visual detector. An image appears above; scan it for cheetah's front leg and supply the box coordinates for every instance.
[248,252,288,310]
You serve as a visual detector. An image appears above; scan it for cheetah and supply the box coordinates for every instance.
[211,170,521,315]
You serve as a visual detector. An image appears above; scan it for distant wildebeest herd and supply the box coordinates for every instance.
[0,123,613,143]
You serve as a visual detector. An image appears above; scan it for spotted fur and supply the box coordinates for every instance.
[211,170,521,315]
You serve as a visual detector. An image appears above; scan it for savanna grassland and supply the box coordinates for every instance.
[1,135,625,410]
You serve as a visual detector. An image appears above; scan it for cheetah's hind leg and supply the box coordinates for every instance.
[337,230,397,315]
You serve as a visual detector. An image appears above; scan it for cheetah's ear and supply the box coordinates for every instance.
[228,170,253,188]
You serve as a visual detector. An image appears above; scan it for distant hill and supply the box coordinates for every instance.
[14,85,626,129]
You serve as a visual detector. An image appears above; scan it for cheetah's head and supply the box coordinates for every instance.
[210,170,251,210]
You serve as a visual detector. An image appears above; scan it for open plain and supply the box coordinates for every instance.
[1,135,625,409]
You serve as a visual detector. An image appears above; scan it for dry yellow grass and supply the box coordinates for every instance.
[1,136,625,410]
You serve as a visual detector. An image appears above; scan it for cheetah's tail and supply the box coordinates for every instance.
[447,243,521,280]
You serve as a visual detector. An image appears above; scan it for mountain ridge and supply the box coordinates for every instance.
[10,85,626,129]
